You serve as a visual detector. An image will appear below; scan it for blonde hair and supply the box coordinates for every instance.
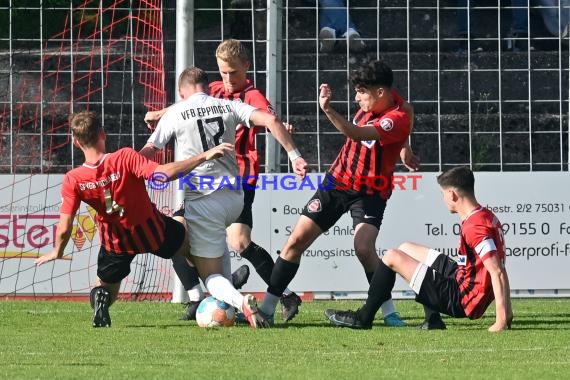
[215,39,250,64]
[178,66,209,88]
[69,111,102,147]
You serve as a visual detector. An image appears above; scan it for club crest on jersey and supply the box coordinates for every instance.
[380,118,394,131]
[306,199,322,213]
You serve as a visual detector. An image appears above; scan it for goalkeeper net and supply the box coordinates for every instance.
[0,0,175,300]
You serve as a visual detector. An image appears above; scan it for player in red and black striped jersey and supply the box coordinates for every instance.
[326,166,513,332]
[209,79,266,187]
[259,60,417,325]
[210,41,302,322]
[35,111,233,328]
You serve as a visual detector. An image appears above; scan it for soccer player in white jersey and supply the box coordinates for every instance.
[141,67,307,328]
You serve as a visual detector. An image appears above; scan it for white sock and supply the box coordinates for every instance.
[204,273,244,310]
[282,288,292,296]
[259,293,280,316]
[187,285,203,302]
[380,299,396,318]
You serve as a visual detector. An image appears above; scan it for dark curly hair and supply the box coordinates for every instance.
[350,60,393,89]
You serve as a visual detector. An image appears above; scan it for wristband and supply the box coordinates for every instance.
[287,149,302,162]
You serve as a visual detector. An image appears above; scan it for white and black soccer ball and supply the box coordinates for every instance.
[195,296,236,328]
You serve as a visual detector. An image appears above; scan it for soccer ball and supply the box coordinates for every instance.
[195,296,236,328]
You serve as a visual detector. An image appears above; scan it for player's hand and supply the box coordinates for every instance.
[204,143,234,161]
[488,319,510,332]
[400,145,420,172]
[283,122,295,134]
[144,110,163,130]
[35,249,60,266]
[292,156,308,179]
[488,322,509,332]
[319,83,332,112]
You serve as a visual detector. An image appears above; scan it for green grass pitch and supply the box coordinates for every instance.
[1,299,569,379]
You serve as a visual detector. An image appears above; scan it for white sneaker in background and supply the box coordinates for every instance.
[562,24,569,39]
[345,28,366,53]
[319,27,336,53]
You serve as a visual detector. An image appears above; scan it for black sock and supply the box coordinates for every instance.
[171,254,200,291]
[357,260,396,325]
[365,271,374,284]
[267,256,299,297]
[423,305,442,322]
[239,241,274,285]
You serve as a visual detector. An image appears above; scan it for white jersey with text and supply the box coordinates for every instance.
[148,92,257,199]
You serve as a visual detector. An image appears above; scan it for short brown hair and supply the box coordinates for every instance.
[69,111,102,147]
[178,66,209,89]
[437,166,475,197]
[215,39,250,64]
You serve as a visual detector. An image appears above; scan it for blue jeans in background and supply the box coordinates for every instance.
[457,0,528,36]
[319,0,357,36]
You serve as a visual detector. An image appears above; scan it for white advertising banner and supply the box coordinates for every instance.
[1,172,569,296]
[0,174,172,296]
[239,172,570,296]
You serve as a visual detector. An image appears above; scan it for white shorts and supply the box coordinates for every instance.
[185,189,243,258]
[409,248,443,293]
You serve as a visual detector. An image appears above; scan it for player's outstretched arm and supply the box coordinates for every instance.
[139,143,160,160]
[249,110,308,179]
[399,100,420,171]
[155,143,235,181]
[484,254,512,332]
[139,118,172,160]
[319,84,379,141]
[35,213,74,266]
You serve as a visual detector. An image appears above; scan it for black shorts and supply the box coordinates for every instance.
[301,175,387,231]
[415,255,467,318]
[97,216,186,284]
[173,206,185,219]
[234,188,255,228]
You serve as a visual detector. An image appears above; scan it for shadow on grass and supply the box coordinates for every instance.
[124,323,192,328]
[506,317,570,330]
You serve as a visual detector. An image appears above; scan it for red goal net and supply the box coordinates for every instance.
[0,0,174,300]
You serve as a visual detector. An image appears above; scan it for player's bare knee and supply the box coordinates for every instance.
[382,249,400,268]
[398,241,414,252]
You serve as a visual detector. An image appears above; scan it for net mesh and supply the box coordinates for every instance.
[0,0,174,300]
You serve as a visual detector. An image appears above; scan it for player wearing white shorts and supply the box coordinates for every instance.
[142,67,307,328]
